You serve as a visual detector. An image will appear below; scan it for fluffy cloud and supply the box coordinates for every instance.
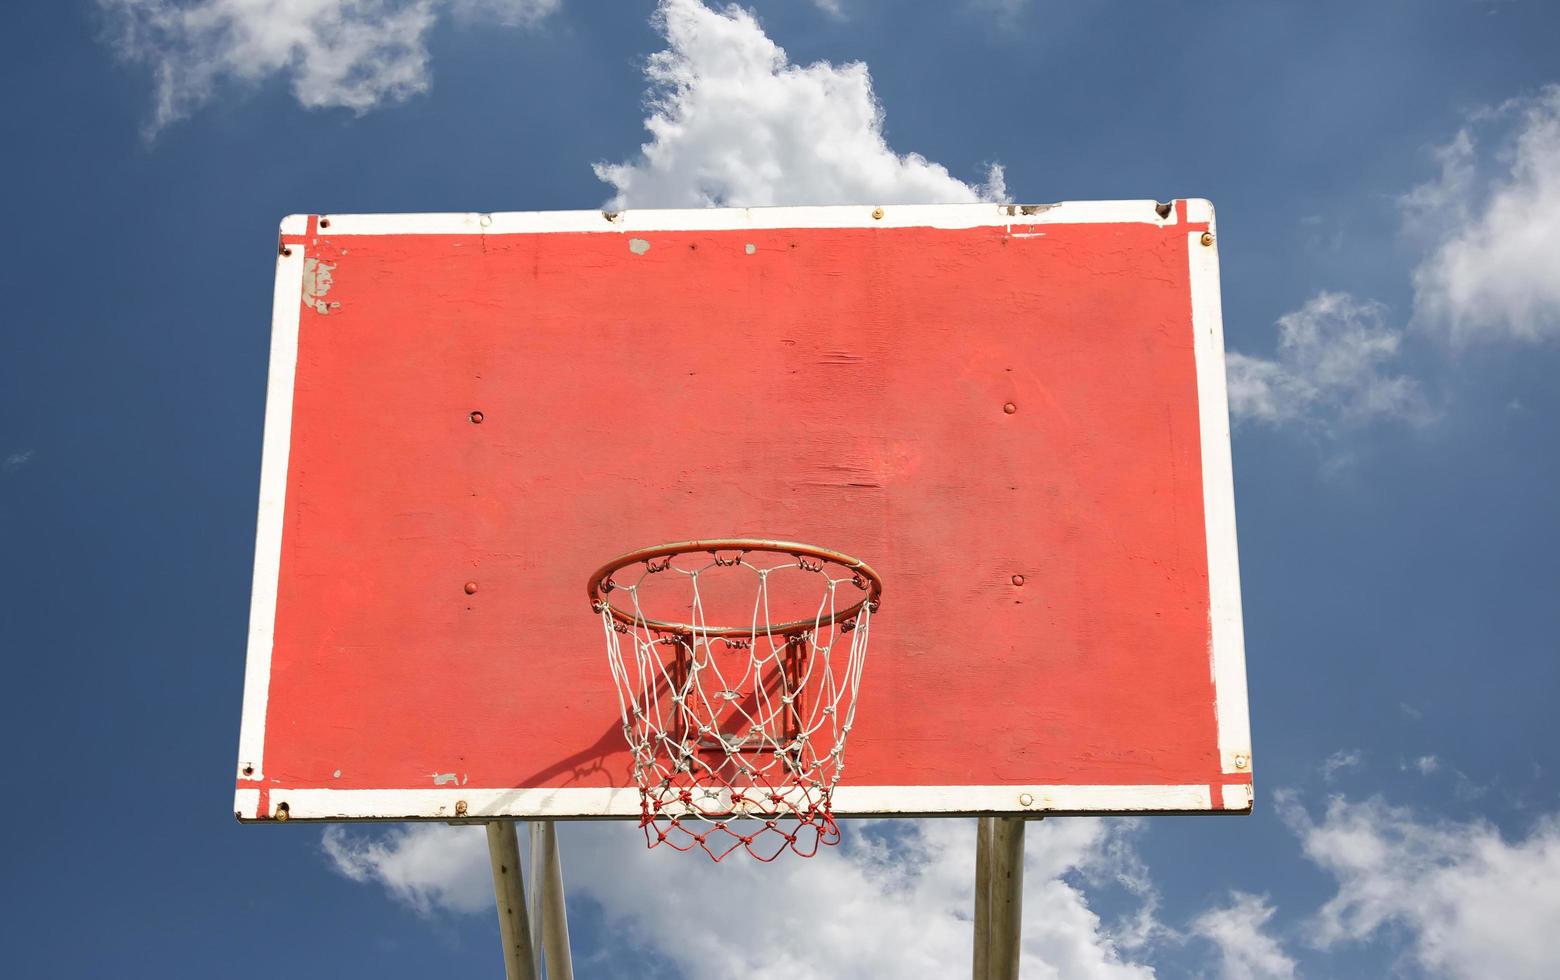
[594,0,1006,208]
[1406,86,1560,344]
[323,818,1159,978]
[99,0,557,133]
[1225,292,1429,432]
[1284,792,1560,979]
[322,822,493,914]
[1190,892,1297,980]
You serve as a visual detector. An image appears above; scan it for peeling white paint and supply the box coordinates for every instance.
[301,257,338,314]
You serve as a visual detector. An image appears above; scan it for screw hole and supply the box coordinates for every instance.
[1155,202,1172,219]
[242,764,254,776]
[469,410,484,424]
[319,218,330,229]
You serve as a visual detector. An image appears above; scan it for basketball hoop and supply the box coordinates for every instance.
[588,539,883,861]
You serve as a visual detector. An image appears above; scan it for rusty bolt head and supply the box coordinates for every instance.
[242,764,254,776]
[469,410,484,424]
[319,218,331,229]
[279,245,292,257]
[1234,754,1249,769]
[1003,402,1017,414]
[1011,574,1025,587]
[464,581,479,595]
[871,207,884,220]
[1200,231,1215,247]
[455,800,469,817]
[274,802,290,822]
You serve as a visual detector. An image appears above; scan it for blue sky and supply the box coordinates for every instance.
[3,0,1559,976]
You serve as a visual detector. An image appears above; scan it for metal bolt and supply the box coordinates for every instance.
[241,764,254,776]
[455,800,468,817]
[1003,402,1017,414]
[1019,792,1034,807]
[1011,574,1025,587]
[1200,231,1214,247]
[464,581,479,595]
[319,218,331,229]
[871,207,884,220]
[469,410,484,424]
[1234,754,1249,769]
[278,243,292,257]
[274,802,290,822]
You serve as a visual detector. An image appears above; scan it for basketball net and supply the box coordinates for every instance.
[597,551,875,861]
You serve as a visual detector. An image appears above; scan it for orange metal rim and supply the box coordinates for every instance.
[587,538,884,639]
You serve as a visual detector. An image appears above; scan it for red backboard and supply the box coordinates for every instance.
[235,201,1251,823]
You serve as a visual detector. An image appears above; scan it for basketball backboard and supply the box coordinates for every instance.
[235,200,1251,824]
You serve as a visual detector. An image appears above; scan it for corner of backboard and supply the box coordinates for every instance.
[1183,199,1216,225]
[234,787,263,823]
[1219,781,1254,814]
[279,214,310,236]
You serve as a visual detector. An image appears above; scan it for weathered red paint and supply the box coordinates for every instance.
[254,214,1233,808]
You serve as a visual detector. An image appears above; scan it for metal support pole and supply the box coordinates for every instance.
[486,821,539,980]
[973,816,1027,980]
[973,818,993,980]
[529,821,575,980]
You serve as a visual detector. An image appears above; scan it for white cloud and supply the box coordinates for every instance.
[1409,755,1441,776]
[810,0,844,18]
[322,823,493,915]
[594,0,1005,209]
[1407,86,1560,344]
[2,449,34,474]
[1191,892,1297,980]
[1321,749,1364,781]
[323,818,1159,978]
[100,0,557,133]
[1225,292,1429,432]
[450,0,557,25]
[1283,792,1560,980]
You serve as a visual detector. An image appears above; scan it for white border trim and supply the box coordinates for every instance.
[235,242,305,783]
[1187,211,1253,775]
[242,784,1219,821]
[319,200,1179,237]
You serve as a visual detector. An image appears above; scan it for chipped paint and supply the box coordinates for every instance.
[628,238,651,255]
[431,772,460,786]
[745,243,757,255]
[301,257,339,314]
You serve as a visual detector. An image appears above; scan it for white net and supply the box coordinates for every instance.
[596,546,876,861]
